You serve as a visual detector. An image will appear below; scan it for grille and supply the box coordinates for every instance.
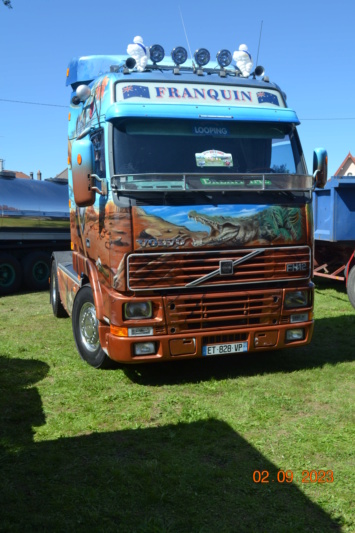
[165,290,282,334]
[202,333,248,345]
[128,246,311,291]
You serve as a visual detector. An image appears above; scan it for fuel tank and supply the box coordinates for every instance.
[0,174,70,239]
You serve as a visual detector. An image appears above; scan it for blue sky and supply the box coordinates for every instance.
[0,0,354,179]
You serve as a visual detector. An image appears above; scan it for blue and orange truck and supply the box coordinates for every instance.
[50,42,327,367]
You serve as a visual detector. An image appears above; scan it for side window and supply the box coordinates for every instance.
[91,129,105,179]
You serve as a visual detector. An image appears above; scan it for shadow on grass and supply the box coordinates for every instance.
[314,277,348,298]
[122,314,355,387]
[0,357,343,532]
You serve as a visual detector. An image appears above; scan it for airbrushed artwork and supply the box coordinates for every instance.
[133,204,308,249]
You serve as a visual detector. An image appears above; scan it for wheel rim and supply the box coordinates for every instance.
[79,302,100,352]
[32,261,49,283]
[0,263,16,288]
[52,271,57,306]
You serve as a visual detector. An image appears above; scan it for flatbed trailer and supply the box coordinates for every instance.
[313,176,355,307]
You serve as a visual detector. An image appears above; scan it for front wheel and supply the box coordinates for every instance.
[72,285,111,368]
[346,265,355,310]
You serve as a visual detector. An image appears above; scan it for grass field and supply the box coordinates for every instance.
[0,281,354,532]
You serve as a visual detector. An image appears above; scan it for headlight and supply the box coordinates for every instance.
[284,290,308,309]
[124,301,152,319]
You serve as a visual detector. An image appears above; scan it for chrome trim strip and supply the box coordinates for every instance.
[112,173,314,192]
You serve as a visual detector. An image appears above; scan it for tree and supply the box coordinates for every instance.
[2,0,13,8]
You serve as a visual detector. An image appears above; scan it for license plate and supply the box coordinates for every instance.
[202,341,248,356]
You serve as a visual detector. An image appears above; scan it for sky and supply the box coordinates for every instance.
[0,0,354,179]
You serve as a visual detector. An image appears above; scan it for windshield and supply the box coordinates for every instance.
[113,119,305,176]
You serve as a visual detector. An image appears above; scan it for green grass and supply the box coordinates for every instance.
[0,281,354,532]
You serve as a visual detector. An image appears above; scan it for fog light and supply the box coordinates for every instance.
[290,313,308,323]
[128,327,153,337]
[285,329,304,342]
[134,342,156,356]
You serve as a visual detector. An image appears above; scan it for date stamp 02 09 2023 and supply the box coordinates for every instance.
[253,470,334,484]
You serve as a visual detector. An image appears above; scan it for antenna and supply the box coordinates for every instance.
[179,5,195,67]
[256,20,263,66]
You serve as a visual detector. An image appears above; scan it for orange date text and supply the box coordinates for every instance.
[252,470,334,483]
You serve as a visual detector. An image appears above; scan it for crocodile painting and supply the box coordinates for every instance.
[188,206,305,246]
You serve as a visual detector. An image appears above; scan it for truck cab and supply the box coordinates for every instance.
[51,43,327,367]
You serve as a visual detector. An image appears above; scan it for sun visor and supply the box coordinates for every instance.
[105,102,300,124]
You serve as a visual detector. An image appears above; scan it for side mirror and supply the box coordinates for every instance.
[71,139,95,207]
[313,148,328,189]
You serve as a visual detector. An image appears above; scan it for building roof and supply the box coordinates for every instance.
[334,152,355,176]
[54,168,68,181]
[0,170,31,179]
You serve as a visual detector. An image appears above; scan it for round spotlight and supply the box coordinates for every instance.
[216,49,232,68]
[149,44,165,64]
[194,48,210,67]
[171,46,188,66]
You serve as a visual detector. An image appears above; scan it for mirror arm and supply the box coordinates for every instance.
[312,169,319,190]
[90,174,107,196]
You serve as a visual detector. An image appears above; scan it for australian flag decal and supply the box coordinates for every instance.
[257,91,279,106]
[123,85,150,99]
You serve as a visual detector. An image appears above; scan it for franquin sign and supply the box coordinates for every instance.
[116,83,283,108]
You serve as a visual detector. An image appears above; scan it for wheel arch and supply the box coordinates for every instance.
[84,259,106,322]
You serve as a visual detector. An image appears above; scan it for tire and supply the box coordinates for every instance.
[50,261,68,318]
[72,285,111,368]
[23,252,50,291]
[0,253,22,296]
[346,265,355,310]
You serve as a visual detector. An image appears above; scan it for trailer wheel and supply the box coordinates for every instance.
[50,261,68,318]
[346,265,355,310]
[23,252,50,291]
[72,285,111,369]
[0,253,22,296]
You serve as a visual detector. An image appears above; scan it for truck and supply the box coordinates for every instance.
[313,175,355,308]
[50,41,327,367]
[0,172,70,295]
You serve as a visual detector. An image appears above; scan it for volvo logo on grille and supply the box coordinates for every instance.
[286,262,307,273]
[220,260,234,276]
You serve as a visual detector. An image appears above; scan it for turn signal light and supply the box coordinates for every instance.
[110,325,128,337]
